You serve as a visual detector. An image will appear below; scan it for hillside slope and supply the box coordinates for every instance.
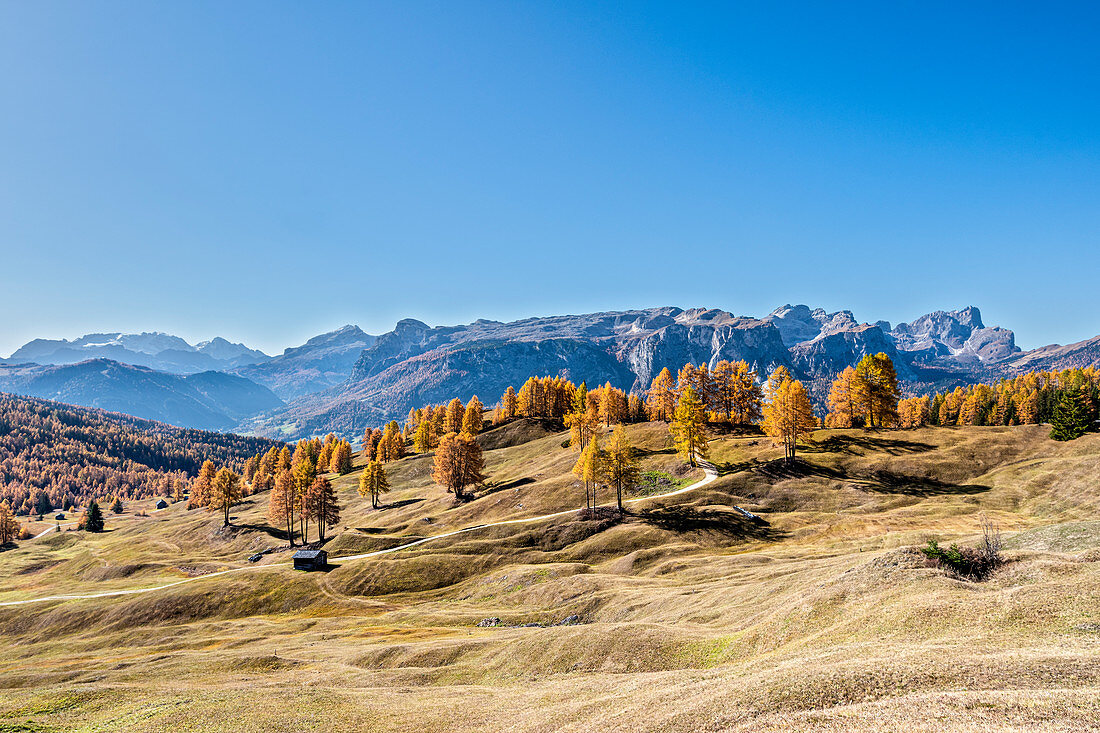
[0,359,283,431]
[2,423,1100,731]
[0,392,284,514]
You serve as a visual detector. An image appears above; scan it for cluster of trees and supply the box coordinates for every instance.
[0,394,281,516]
[255,436,344,543]
[825,354,902,428]
[894,367,1099,440]
[571,424,640,512]
[761,367,817,462]
[645,361,764,424]
[487,361,766,445]
[348,397,490,471]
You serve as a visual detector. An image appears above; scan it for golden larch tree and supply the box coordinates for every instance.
[431,432,487,500]
[413,420,433,453]
[358,460,390,509]
[209,467,242,527]
[762,375,817,462]
[444,398,465,434]
[189,459,216,509]
[269,469,297,545]
[462,396,484,435]
[670,385,709,467]
[572,435,604,511]
[647,368,677,422]
[604,424,639,513]
[826,366,859,428]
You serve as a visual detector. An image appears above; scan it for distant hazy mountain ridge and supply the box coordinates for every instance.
[0,359,283,431]
[9,331,270,373]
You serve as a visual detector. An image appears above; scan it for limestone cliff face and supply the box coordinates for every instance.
[889,307,1019,367]
[275,308,794,437]
[349,308,792,394]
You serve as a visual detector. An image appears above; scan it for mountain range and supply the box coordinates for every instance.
[4,305,1099,439]
[9,332,270,373]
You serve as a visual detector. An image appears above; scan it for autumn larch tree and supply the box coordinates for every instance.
[462,396,484,435]
[604,424,639,513]
[0,502,19,544]
[358,460,390,509]
[762,374,817,462]
[765,365,792,402]
[566,382,600,451]
[598,383,627,427]
[826,366,860,428]
[670,385,709,467]
[572,435,604,511]
[209,467,242,526]
[251,466,274,495]
[730,361,763,425]
[305,476,341,541]
[110,497,124,514]
[853,353,901,428]
[292,454,317,542]
[269,469,297,544]
[444,398,465,434]
[189,459,216,509]
[329,440,353,475]
[498,385,518,423]
[431,432,487,501]
[647,368,677,422]
[413,420,433,453]
[362,428,381,461]
[317,442,334,474]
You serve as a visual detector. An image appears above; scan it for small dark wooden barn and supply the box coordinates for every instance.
[155,499,169,510]
[54,513,65,520]
[293,549,328,571]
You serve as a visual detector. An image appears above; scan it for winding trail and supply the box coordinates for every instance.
[0,461,718,608]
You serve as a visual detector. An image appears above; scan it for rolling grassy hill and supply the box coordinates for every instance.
[1,420,1099,731]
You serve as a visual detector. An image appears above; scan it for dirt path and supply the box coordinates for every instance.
[0,461,718,608]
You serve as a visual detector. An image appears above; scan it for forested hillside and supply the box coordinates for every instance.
[0,393,284,515]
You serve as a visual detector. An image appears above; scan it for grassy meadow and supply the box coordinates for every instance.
[2,419,1100,731]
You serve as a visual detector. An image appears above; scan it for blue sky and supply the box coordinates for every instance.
[1,1,1097,356]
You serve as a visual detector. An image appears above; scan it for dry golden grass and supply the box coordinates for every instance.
[2,422,1100,731]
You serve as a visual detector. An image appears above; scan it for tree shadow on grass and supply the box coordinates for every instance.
[633,505,784,542]
[478,477,536,498]
[713,459,764,476]
[801,434,936,456]
[753,458,990,497]
[635,446,678,457]
[381,497,425,510]
[232,522,292,542]
[705,423,765,437]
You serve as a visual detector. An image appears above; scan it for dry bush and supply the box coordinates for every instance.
[922,515,1004,581]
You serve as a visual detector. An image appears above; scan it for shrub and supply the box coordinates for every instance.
[922,516,1003,581]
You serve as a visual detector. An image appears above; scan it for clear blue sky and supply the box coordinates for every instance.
[1,1,1097,356]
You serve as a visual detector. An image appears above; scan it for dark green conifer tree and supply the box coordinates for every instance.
[83,500,105,532]
[1050,390,1090,441]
